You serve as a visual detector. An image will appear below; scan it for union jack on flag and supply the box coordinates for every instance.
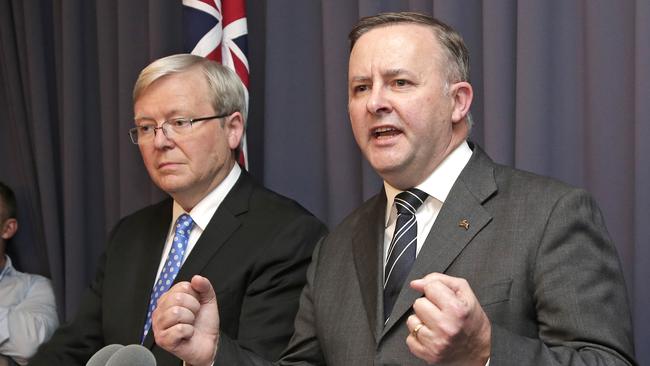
[183,0,250,170]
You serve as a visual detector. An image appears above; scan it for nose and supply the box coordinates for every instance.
[366,86,392,115]
[152,125,174,149]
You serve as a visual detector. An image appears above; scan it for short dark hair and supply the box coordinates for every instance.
[0,181,17,220]
[348,12,470,84]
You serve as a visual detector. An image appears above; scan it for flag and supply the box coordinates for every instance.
[183,0,250,170]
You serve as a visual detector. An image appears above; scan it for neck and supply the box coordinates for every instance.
[173,160,236,212]
[0,252,6,271]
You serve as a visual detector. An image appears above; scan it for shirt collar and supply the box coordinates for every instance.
[384,141,473,226]
[0,255,15,281]
[172,163,242,230]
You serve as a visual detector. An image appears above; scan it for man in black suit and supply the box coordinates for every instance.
[30,54,327,365]
[152,13,635,366]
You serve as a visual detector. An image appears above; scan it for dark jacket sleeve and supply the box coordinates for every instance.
[220,214,327,361]
[216,238,326,366]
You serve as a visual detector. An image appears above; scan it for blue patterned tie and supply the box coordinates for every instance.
[383,188,428,322]
[142,213,194,341]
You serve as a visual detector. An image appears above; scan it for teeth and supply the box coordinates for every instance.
[373,127,398,138]
[374,127,395,133]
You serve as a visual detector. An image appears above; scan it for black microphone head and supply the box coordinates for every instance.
[85,344,124,366]
[105,344,156,366]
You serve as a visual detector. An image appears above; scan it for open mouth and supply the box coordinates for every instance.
[373,127,401,138]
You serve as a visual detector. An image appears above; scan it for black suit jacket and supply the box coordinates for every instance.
[216,144,635,365]
[31,172,327,365]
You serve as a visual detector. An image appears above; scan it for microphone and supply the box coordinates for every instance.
[105,344,157,365]
[85,344,124,366]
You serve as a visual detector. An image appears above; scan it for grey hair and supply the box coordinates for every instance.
[133,54,247,124]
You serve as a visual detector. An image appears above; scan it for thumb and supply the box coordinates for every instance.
[410,279,425,293]
[410,272,461,293]
[190,275,217,305]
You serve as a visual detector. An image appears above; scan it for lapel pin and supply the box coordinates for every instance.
[458,219,470,230]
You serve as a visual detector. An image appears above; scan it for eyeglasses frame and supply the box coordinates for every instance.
[128,113,233,144]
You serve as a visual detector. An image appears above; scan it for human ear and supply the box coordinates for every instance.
[225,112,244,150]
[450,81,473,123]
[1,218,18,240]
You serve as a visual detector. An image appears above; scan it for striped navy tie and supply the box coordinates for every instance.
[383,188,428,322]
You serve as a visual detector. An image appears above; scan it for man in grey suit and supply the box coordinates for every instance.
[152,12,636,365]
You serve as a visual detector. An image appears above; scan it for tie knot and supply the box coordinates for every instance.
[394,188,428,215]
[175,214,194,236]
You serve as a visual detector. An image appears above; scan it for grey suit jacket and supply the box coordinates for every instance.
[216,144,636,365]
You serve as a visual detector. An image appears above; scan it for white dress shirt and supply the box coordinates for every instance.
[383,141,473,266]
[154,164,241,366]
[382,141,490,365]
[151,163,241,291]
[0,256,59,365]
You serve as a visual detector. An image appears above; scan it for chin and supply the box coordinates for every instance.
[373,164,417,187]
[373,166,405,185]
[368,156,406,175]
[155,178,190,195]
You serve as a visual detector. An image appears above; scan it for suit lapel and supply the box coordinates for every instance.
[176,173,251,281]
[136,200,174,347]
[143,174,252,348]
[351,192,386,343]
[381,145,497,337]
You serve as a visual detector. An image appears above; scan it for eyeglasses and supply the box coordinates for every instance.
[128,113,232,144]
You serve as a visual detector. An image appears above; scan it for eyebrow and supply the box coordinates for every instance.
[384,68,416,78]
[349,76,371,84]
[133,116,156,123]
[134,110,186,121]
[349,68,416,83]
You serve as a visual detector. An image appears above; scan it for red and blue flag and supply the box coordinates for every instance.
[183,0,250,169]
